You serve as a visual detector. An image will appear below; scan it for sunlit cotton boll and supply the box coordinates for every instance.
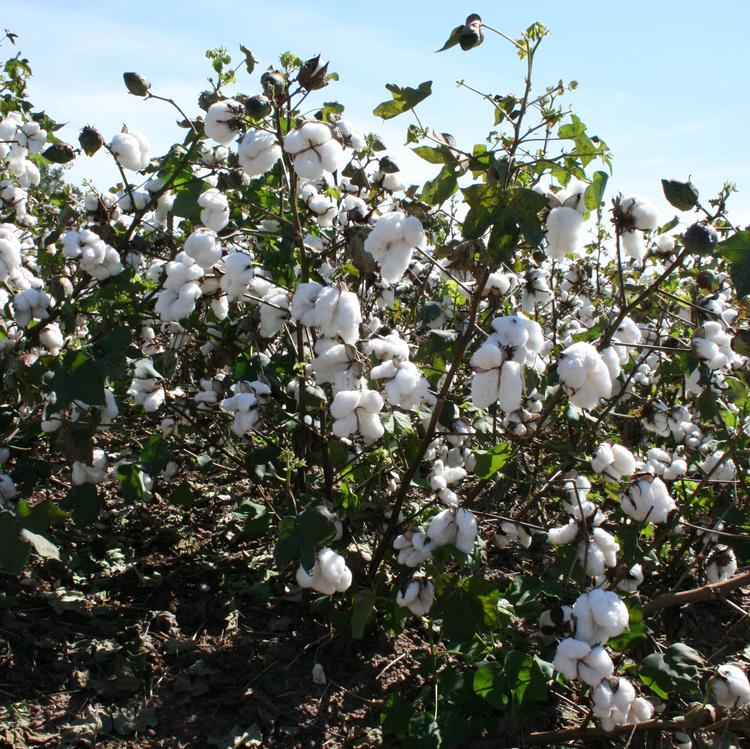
[553,639,614,686]
[184,228,222,270]
[13,288,50,327]
[572,588,629,645]
[545,206,584,260]
[109,130,150,171]
[711,664,750,708]
[363,211,425,283]
[198,188,230,232]
[204,99,245,145]
[620,195,659,232]
[39,322,64,356]
[620,475,676,524]
[238,129,281,176]
[396,579,435,617]
[558,342,612,409]
[71,449,108,485]
[706,546,737,584]
[128,377,165,413]
[330,388,384,444]
[283,122,344,180]
[296,547,352,595]
[591,442,636,482]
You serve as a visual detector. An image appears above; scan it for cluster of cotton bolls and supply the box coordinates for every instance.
[296,547,352,595]
[620,474,676,524]
[61,230,123,281]
[219,380,271,437]
[363,211,426,283]
[0,111,46,189]
[470,313,545,413]
[591,442,636,482]
[592,677,655,731]
[557,342,612,410]
[154,253,204,322]
[13,288,51,327]
[291,282,361,344]
[283,122,344,180]
[494,520,533,549]
[692,320,745,376]
[710,664,750,708]
[370,356,432,410]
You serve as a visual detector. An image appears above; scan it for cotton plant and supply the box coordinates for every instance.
[204,99,245,145]
[291,282,361,344]
[591,677,654,731]
[198,188,230,232]
[109,129,150,171]
[61,229,124,281]
[558,342,613,409]
[363,211,426,283]
[705,546,737,584]
[71,449,108,486]
[620,474,676,524]
[396,579,435,617]
[283,122,344,180]
[219,380,271,437]
[237,129,281,176]
[616,195,659,260]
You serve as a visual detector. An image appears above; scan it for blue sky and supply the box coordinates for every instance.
[5,0,749,223]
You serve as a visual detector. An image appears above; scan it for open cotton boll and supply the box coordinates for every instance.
[578,528,619,576]
[545,206,584,260]
[198,188,230,232]
[553,637,591,680]
[259,287,290,338]
[39,322,64,355]
[495,521,532,549]
[296,547,352,596]
[591,443,636,482]
[312,285,361,344]
[71,449,108,485]
[394,530,433,567]
[220,251,254,302]
[109,130,150,171]
[283,122,344,180]
[548,520,579,546]
[711,664,750,708]
[706,546,737,584]
[621,475,676,524]
[204,99,244,145]
[364,211,425,283]
[0,472,17,503]
[455,508,478,554]
[238,129,281,176]
[397,579,435,617]
[621,230,647,260]
[573,589,629,645]
[617,563,645,593]
[620,195,659,232]
[558,342,612,409]
[700,451,736,482]
[184,228,222,270]
[13,288,50,327]
[128,377,165,413]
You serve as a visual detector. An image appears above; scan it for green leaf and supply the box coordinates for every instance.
[473,442,512,480]
[169,480,194,509]
[473,663,509,711]
[62,483,102,525]
[372,81,432,120]
[584,171,609,211]
[233,500,270,539]
[504,651,549,713]
[140,435,168,475]
[42,143,76,163]
[718,230,750,297]
[351,588,377,639]
[412,146,453,164]
[171,178,210,222]
[245,445,281,481]
[238,45,257,75]
[51,351,105,408]
[421,165,459,206]
[661,179,699,211]
[117,463,147,502]
[639,643,704,698]
[436,25,463,53]
[0,513,30,574]
[433,574,500,642]
[15,499,68,533]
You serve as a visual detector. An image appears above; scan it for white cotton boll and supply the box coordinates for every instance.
[579,540,607,577]
[592,528,619,567]
[283,122,343,179]
[545,206,584,260]
[427,508,457,546]
[317,547,353,593]
[455,508,478,554]
[204,99,244,145]
[701,452,735,482]
[553,638,591,681]
[331,390,361,420]
[184,228,222,269]
[71,449,108,485]
[621,230,647,260]
[198,188,230,232]
[655,234,675,255]
[548,520,579,546]
[574,589,629,645]
[364,212,425,283]
[706,547,737,584]
[712,664,750,708]
[238,129,281,176]
[39,323,64,355]
[621,475,676,524]
[628,697,653,723]
[558,342,612,410]
[397,579,435,616]
[617,563,644,593]
[13,288,50,327]
[591,443,615,475]
[578,646,614,686]
[621,196,659,231]
[109,130,150,171]
[497,361,523,413]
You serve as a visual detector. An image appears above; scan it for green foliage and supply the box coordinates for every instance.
[373,81,432,120]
